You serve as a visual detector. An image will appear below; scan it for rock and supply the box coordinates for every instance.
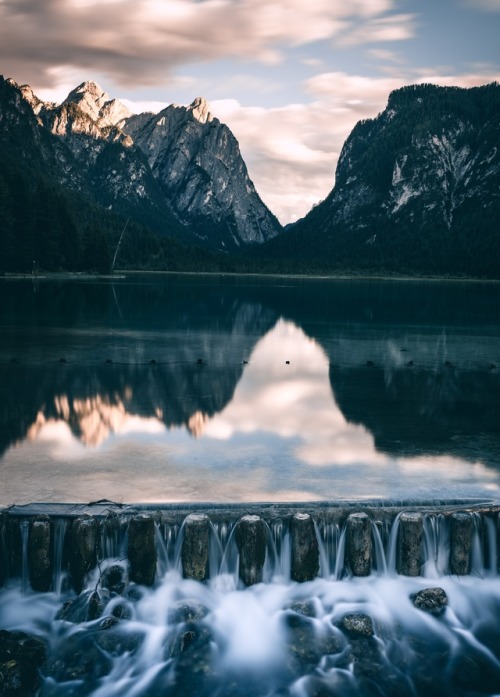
[449,512,473,575]
[290,670,356,697]
[167,600,209,625]
[288,83,500,277]
[339,613,374,638]
[181,513,210,581]
[290,513,319,582]
[0,516,5,587]
[397,512,423,576]
[0,630,47,697]
[127,514,157,586]
[100,564,128,595]
[46,633,112,683]
[282,612,345,675]
[28,516,52,592]
[287,599,318,618]
[94,627,144,656]
[411,587,448,615]
[62,80,132,127]
[110,601,134,620]
[55,589,106,623]
[346,512,372,577]
[163,622,216,696]
[69,516,98,593]
[235,515,266,586]
[122,98,282,250]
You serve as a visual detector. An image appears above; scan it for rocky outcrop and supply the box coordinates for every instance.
[0,630,47,697]
[121,97,282,249]
[1,75,281,253]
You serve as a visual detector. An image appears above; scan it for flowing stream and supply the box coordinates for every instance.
[1,512,500,696]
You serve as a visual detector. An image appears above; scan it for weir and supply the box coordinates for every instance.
[1,500,499,592]
[2,500,500,697]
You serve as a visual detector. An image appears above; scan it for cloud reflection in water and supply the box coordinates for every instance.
[1,320,499,506]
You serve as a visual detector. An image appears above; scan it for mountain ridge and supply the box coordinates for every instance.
[273,82,500,277]
[1,77,499,277]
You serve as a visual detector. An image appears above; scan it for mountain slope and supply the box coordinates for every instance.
[271,83,500,277]
[0,76,282,266]
[121,97,281,249]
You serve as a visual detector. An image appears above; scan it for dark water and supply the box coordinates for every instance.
[1,273,500,505]
[2,274,500,697]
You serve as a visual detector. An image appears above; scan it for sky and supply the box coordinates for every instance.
[1,0,499,224]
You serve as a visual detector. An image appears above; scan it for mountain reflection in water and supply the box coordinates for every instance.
[0,275,499,505]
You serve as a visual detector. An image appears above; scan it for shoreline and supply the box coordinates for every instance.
[1,269,499,284]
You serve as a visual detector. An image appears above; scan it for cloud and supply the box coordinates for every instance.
[0,0,410,90]
[462,0,500,10]
[338,14,417,46]
[210,72,423,221]
[120,67,498,224]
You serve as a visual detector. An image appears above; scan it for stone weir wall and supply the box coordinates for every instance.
[1,500,499,592]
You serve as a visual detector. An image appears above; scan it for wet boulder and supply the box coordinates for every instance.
[46,633,113,684]
[127,514,157,586]
[100,564,128,595]
[94,626,144,656]
[410,587,448,615]
[282,611,345,675]
[290,513,319,582]
[339,613,374,638]
[0,630,47,697]
[287,599,319,618]
[55,589,107,623]
[346,512,372,577]
[163,622,216,697]
[235,515,266,586]
[167,599,210,625]
[28,516,52,592]
[449,512,473,575]
[69,516,98,593]
[181,513,210,581]
[397,513,423,577]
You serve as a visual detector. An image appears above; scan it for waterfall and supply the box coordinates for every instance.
[1,505,500,697]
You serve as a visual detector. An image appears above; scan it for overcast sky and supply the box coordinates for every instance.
[1,0,499,223]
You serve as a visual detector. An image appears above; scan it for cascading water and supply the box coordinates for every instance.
[1,506,500,697]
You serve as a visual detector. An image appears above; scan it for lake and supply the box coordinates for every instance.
[1,273,500,506]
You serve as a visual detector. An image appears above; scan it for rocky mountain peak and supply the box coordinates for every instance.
[63,80,131,126]
[188,96,212,124]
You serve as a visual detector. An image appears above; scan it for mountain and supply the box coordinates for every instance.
[269,83,500,277]
[0,76,281,274]
[1,77,499,277]
[121,97,281,249]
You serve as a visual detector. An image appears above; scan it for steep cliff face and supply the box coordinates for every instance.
[121,97,281,249]
[285,83,500,276]
[1,77,281,252]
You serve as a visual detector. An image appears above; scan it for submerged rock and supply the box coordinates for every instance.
[46,632,113,683]
[282,611,345,675]
[55,589,106,623]
[167,600,210,625]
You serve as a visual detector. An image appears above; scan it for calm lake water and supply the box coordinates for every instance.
[1,273,499,506]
